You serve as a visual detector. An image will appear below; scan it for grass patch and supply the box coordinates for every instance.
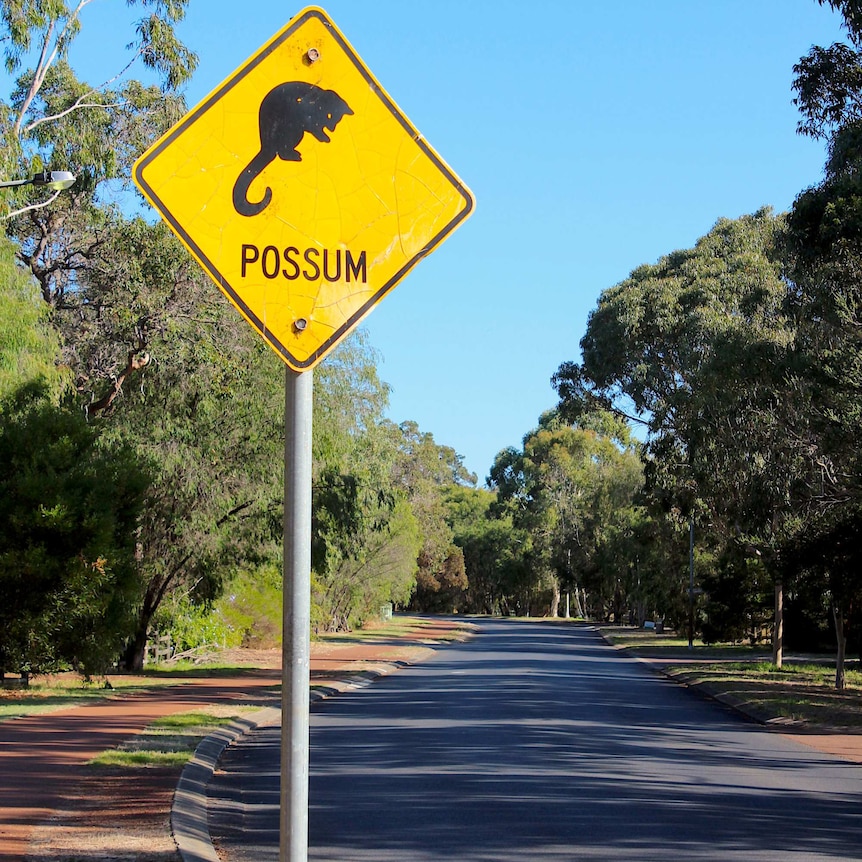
[600,625,772,659]
[670,660,862,690]
[93,748,196,768]
[89,706,260,769]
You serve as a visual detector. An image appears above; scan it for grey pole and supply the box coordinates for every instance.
[281,367,313,862]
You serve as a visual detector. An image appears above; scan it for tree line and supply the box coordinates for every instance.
[0,1,469,678]
[425,1,862,697]
[550,0,862,688]
[2,1,861,691]
[413,0,862,692]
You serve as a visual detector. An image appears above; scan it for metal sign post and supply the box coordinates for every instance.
[278,368,314,862]
[281,368,313,861]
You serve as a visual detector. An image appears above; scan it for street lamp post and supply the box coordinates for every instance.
[688,516,695,650]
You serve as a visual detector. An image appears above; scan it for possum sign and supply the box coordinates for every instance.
[133,5,474,371]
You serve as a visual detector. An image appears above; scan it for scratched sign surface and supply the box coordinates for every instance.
[133,5,474,371]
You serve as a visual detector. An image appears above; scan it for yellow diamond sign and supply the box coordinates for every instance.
[133,5,474,371]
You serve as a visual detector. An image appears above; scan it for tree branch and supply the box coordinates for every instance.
[86,348,151,416]
[4,188,63,221]
[25,98,127,133]
[13,0,102,137]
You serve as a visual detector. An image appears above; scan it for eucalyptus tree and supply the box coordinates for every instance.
[489,410,643,618]
[783,115,862,683]
[0,231,147,679]
[553,211,800,644]
[443,484,523,615]
[388,420,477,614]
[793,0,862,141]
[76,218,288,669]
[780,0,862,682]
[1,0,194,405]
[311,336,422,631]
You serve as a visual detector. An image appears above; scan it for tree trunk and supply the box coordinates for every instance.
[833,602,847,691]
[123,577,167,671]
[123,621,150,672]
[772,579,784,669]
[549,579,561,618]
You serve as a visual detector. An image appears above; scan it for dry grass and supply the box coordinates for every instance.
[0,676,174,722]
[600,624,862,730]
[668,661,862,729]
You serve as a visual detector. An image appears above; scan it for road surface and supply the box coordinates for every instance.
[209,619,862,861]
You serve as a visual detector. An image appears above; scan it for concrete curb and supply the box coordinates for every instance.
[172,707,281,862]
[171,666,403,862]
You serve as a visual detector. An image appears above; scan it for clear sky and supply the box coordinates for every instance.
[68,0,846,483]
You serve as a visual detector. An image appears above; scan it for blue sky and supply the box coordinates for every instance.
[68,0,845,482]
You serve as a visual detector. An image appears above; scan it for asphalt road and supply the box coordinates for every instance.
[208,620,862,861]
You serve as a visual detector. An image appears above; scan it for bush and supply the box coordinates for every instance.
[215,564,283,648]
[152,596,240,653]
[0,385,150,677]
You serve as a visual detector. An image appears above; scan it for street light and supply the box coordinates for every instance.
[0,170,76,191]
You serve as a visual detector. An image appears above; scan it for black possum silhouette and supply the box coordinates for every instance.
[232,81,353,217]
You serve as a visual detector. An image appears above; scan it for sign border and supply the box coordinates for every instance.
[133,5,475,371]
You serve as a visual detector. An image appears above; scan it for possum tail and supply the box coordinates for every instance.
[232,150,274,217]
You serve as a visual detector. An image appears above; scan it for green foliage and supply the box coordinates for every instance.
[411,545,467,613]
[489,410,644,618]
[784,64,862,685]
[0,0,193,223]
[793,2,862,138]
[553,210,798,631]
[0,232,64,397]
[554,209,789,445]
[314,497,420,631]
[443,485,521,615]
[310,334,422,631]
[389,420,476,614]
[0,5,255,670]
[700,549,773,645]
[787,123,862,514]
[29,214,288,669]
[215,565,283,649]
[152,595,238,653]
[793,41,862,139]
[0,1,195,86]
[0,384,150,677]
